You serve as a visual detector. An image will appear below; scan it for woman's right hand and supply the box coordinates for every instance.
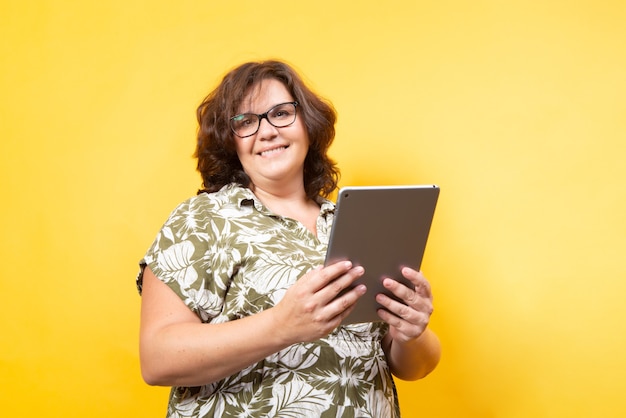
[270,261,367,344]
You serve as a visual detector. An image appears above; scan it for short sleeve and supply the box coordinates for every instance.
[136,195,230,322]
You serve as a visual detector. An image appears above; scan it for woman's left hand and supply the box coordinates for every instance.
[376,267,434,344]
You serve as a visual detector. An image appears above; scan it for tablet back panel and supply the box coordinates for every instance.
[325,185,440,324]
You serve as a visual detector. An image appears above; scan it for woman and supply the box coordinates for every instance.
[137,60,441,417]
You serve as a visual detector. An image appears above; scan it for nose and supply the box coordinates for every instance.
[256,115,279,139]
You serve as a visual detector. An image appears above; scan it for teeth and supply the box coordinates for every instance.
[260,146,286,156]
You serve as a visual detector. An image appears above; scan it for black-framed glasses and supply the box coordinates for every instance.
[230,101,299,138]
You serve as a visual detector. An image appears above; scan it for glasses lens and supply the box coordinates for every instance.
[267,102,297,128]
[230,114,259,138]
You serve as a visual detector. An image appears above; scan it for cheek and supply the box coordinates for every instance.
[296,120,310,147]
[234,139,251,158]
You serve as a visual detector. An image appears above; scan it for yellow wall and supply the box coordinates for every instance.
[1,1,625,416]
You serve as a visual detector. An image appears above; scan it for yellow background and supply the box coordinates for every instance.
[1,1,625,416]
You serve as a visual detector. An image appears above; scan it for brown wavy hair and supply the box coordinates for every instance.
[194,60,339,199]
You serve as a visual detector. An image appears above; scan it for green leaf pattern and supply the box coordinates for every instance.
[139,184,401,417]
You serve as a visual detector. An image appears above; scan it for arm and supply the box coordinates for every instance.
[139,262,366,387]
[377,267,442,381]
[382,327,441,381]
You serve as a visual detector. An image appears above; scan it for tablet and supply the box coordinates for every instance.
[324,185,440,325]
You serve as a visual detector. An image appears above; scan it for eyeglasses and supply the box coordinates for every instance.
[230,101,299,138]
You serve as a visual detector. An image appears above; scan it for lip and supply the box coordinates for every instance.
[257,144,289,157]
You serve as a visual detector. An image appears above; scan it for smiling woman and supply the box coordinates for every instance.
[230,79,311,198]
[194,61,340,201]
[136,60,441,417]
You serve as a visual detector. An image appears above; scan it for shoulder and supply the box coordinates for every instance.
[145,184,254,259]
[317,196,336,221]
[166,184,254,220]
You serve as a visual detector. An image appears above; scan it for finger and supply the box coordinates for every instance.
[325,282,367,321]
[376,292,433,337]
[307,261,354,292]
[376,290,434,319]
[376,307,424,340]
[400,268,433,298]
[377,305,410,329]
[376,292,419,321]
[381,277,423,306]
[400,267,426,286]
[317,265,365,301]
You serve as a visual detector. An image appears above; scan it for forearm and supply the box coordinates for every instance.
[383,328,441,381]
[139,261,366,387]
[140,307,288,387]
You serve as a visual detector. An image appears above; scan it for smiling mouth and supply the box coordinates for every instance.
[259,145,288,157]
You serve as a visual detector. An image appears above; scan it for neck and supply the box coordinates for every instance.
[248,171,308,204]
[251,183,310,211]
[250,183,320,234]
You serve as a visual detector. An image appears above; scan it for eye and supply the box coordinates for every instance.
[232,114,256,128]
[270,103,295,120]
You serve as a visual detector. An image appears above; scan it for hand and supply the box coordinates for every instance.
[271,261,367,344]
[376,267,434,344]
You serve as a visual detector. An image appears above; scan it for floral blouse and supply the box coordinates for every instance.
[137,184,400,417]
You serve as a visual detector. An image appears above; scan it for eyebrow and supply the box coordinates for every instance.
[236,100,294,115]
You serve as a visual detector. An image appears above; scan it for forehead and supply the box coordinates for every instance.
[238,78,293,113]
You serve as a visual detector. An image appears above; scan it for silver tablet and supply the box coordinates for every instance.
[324,185,440,325]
